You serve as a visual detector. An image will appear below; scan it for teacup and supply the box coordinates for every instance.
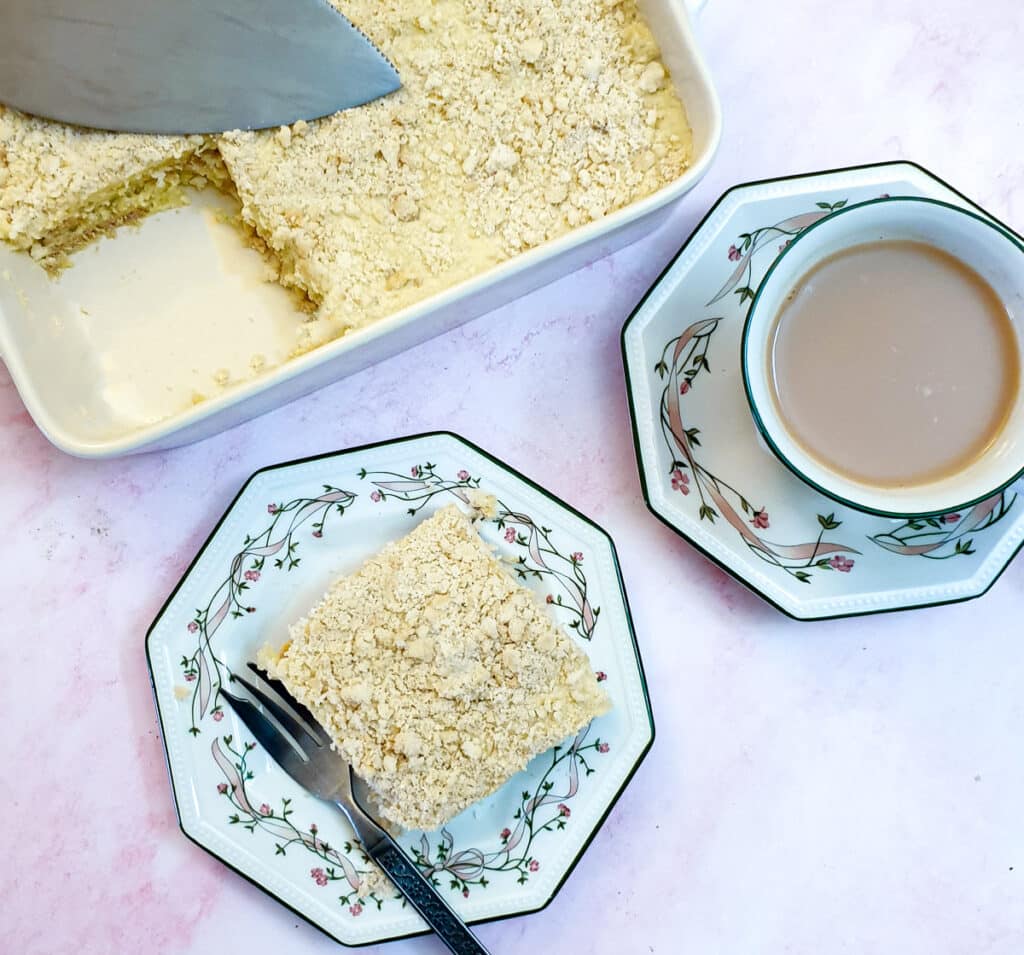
[741,196,1024,517]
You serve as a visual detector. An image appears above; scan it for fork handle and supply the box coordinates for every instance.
[368,834,490,955]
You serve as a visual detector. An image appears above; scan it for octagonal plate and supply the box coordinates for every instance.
[623,161,1024,620]
[146,431,652,946]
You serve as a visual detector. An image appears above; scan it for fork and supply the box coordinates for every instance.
[221,663,490,955]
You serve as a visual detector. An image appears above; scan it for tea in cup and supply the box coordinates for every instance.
[742,197,1024,516]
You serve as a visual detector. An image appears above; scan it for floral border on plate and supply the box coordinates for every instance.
[623,161,1024,619]
[147,432,652,945]
[179,461,612,912]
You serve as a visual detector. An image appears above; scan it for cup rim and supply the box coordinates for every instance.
[740,195,1024,519]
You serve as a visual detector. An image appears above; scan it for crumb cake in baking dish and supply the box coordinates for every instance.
[258,504,610,832]
[0,0,690,351]
[0,111,232,272]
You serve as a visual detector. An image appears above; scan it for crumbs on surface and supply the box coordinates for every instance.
[259,503,610,832]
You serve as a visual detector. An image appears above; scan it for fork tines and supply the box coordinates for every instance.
[229,664,328,751]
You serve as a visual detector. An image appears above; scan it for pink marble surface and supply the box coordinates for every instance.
[3,0,1024,951]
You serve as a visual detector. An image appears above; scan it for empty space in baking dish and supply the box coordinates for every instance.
[0,189,304,443]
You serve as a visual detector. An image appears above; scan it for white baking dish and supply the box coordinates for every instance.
[0,0,720,457]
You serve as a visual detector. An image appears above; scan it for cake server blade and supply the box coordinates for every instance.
[0,0,401,134]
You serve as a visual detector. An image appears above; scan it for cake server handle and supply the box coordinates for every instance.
[363,832,490,955]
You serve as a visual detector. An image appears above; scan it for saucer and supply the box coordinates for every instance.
[146,432,652,945]
[622,161,1024,620]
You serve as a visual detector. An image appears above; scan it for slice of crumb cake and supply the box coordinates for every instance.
[0,106,228,272]
[259,503,610,832]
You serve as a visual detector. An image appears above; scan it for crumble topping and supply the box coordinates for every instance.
[0,105,202,263]
[219,0,691,340]
[259,504,610,832]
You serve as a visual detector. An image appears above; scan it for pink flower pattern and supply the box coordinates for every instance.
[658,218,872,584]
[830,555,855,573]
[943,513,961,524]
[598,742,609,754]
[193,465,615,906]
[671,469,690,495]
[750,508,769,530]
[411,466,420,477]
[595,671,607,682]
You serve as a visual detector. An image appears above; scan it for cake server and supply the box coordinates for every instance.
[0,0,401,134]
[221,663,490,955]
